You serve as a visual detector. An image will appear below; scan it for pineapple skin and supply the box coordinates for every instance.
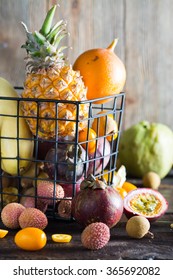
[21,65,89,139]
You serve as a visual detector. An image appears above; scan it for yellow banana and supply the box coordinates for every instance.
[0,77,34,175]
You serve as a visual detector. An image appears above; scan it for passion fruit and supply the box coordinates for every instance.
[124,188,168,222]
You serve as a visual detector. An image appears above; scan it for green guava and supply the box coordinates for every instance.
[118,121,173,179]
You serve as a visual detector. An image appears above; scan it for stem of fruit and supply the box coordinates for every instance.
[107,38,118,52]
[80,174,107,190]
[40,5,57,36]
[145,231,154,239]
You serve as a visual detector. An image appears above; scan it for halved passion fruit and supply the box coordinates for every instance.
[124,188,168,222]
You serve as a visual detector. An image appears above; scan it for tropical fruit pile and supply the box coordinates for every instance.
[0,5,170,252]
[0,5,126,216]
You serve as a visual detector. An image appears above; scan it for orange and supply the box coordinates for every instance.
[14,227,47,251]
[52,234,72,243]
[78,127,96,153]
[116,181,137,199]
[0,229,8,238]
[116,187,127,199]
[122,182,137,193]
[92,110,118,141]
[73,39,126,104]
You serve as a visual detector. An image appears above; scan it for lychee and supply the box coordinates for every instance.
[18,208,48,230]
[58,199,72,219]
[20,187,48,213]
[1,202,25,229]
[37,181,64,205]
[20,196,48,213]
[81,222,110,250]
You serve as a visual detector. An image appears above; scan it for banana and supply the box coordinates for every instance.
[0,77,19,128]
[0,77,34,175]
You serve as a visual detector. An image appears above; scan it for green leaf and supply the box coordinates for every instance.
[54,34,67,49]
[34,31,46,45]
[40,5,57,36]
[48,20,64,34]
[57,46,67,53]
[46,23,65,43]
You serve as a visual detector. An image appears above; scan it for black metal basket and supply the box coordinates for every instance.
[0,88,125,220]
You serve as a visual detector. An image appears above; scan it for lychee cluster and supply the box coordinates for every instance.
[81,222,110,250]
[1,202,48,230]
[1,181,65,230]
[20,181,65,211]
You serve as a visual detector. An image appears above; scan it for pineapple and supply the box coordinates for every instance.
[21,5,88,139]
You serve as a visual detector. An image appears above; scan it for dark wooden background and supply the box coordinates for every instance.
[0,0,173,130]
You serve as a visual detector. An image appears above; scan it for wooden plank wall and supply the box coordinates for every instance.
[0,0,173,130]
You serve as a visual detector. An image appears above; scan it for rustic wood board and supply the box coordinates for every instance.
[0,216,173,260]
[124,0,173,130]
[0,0,47,86]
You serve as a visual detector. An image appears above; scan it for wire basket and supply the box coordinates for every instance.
[0,88,125,220]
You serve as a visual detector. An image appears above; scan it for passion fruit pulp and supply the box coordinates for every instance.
[124,188,168,222]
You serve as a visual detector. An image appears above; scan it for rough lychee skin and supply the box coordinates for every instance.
[18,208,48,230]
[20,196,48,213]
[81,222,110,250]
[1,203,25,229]
[58,199,72,219]
[37,181,64,205]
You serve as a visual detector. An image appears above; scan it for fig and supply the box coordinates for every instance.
[72,174,124,228]
[44,143,88,183]
[87,138,111,176]
[124,188,168,222]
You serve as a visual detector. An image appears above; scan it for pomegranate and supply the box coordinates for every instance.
[124,188,168,222]
[87,138,111,176]
[44,143,88,183]
[72,174,124,228]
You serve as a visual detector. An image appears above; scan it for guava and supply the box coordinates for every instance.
[118,121,173,178]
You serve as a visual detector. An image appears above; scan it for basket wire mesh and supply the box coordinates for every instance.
[0,88,125,220]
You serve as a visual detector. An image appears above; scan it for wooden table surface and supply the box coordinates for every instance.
[0,173,173,260]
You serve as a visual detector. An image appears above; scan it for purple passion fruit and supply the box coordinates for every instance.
[124,188,168,222]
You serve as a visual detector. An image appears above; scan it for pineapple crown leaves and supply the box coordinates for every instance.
[21,5,68,65]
